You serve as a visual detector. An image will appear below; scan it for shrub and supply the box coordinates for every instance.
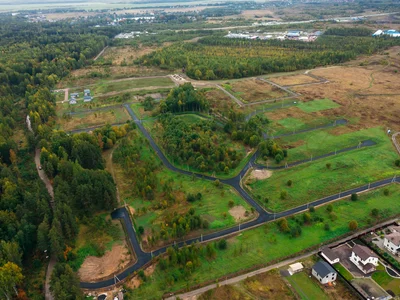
[349,220,358,231]
[384,189,390,196]
[326,163,331,169]
[138,270,146,282]
[290,225,302,238]
[329,212,337,221]
[326,204,333,212]
[371,208,379,217]
[280,190,288,200]
[228,200,234,208]
[138,226,144,235]
[275,154,283,164]
[202,219,209,229]
[309,206,315,213]
[278,218,290,233]
[395,159,400,167]
[324,223,330,231]
[303,213,312,224]
[218,239,227,250]
[350,193,358,201]
[287,180,293,187]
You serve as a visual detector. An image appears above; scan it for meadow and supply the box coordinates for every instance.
[130,184,400,299]
[248,127,399,212]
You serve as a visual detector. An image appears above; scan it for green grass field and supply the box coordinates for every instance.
[274,127,387,164]
[334,263,354,281]
[131,184,400,299]
[115,130,254,244]
[248,127,399,212]
[286,272,329,300]
[297,99,340,113]
[372,264,400,295]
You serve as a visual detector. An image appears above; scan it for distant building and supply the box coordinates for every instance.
[84,89,91,96]
[350,244,378,274]
[373,30,383,36]
[321,247,340,264]
[83,96,92,102]
[288,262,304,275]
[69,98,77,105]
[70,92,79,98]
[384,232,400,255]
[312,261,337,285]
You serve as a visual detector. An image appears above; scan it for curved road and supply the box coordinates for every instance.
[79,105,399,289]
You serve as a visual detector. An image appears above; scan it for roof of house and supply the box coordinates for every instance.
[313,261,336,278]
[386,232,400,246]
[289,262,303,272]
[352,244,377,260]
[84,89,90,93]
[70,92,79,96]
[321,247,339,261]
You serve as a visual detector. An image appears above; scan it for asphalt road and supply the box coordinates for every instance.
[79,105,399,289]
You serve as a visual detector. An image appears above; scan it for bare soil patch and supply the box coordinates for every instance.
[126,263,157,289]
[270,74,320,86]
[229,78,288,103]
[229,205,247,222]
[198,284,249,300]
[102,45,158,66]
[249,169,273,180]
[78,243,131,282]
[264,106,315,121]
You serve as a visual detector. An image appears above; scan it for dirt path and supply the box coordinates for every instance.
[94,46,108,61]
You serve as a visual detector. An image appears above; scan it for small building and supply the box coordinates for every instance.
[384,232,400,255]
[70,92,79,98]
[373,30,383,36]
[312,261,337,285]
[350,244,378,274]
[84,89,91,96]
[83,96,92,102]
[288,262,304,275]
[321,247,340,264]
[69,98,77,105]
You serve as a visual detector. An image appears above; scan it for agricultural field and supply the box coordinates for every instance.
[247,127,399,212]
[110,130,255,250]
[57,107,131,132]
[223,78,288,103]
[129,185,400,299]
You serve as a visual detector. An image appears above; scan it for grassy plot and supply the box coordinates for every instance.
[297,99,340,113]
[69,77,174,95]
[286,272,329,300]
[57,107,131,131]
[334,263,354,281]
[248,128,399,212]
[223,78,288,103]
[372,264,400,296]
[130,103,157,120]
[276,127,386,164]
[112,130,254,247]
[131,185,400,299]
[68,214,125,272]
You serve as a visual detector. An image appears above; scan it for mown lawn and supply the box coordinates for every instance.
[286,272,329,300]
[372,263,400,296]
[131,185,400,299]
[334,263,354,281]
[277,127,387,164]
[297,98,340,113]
[248,127,399,212]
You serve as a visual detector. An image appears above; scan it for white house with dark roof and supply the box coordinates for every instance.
[312,261,337,285]
[384,232,400,255]
[321,247,340,264]
[350,244,378,274]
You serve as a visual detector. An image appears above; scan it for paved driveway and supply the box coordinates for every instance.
[332,244,366,277]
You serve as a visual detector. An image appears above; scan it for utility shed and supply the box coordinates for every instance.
[321,247,340,264]
[288,262,304,275]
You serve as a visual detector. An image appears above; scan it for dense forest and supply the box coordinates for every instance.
[0,16,121,299]
[137,34,400,80]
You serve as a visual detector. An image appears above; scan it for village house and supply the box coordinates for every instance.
[321,247,340,264]
[384,232,400,255]
[350,244,379,274]
[312,261,337,285]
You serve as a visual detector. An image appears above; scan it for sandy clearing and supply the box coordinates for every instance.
[249,169,273,180]
[78,243,132,282]
[229,205,247,222]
